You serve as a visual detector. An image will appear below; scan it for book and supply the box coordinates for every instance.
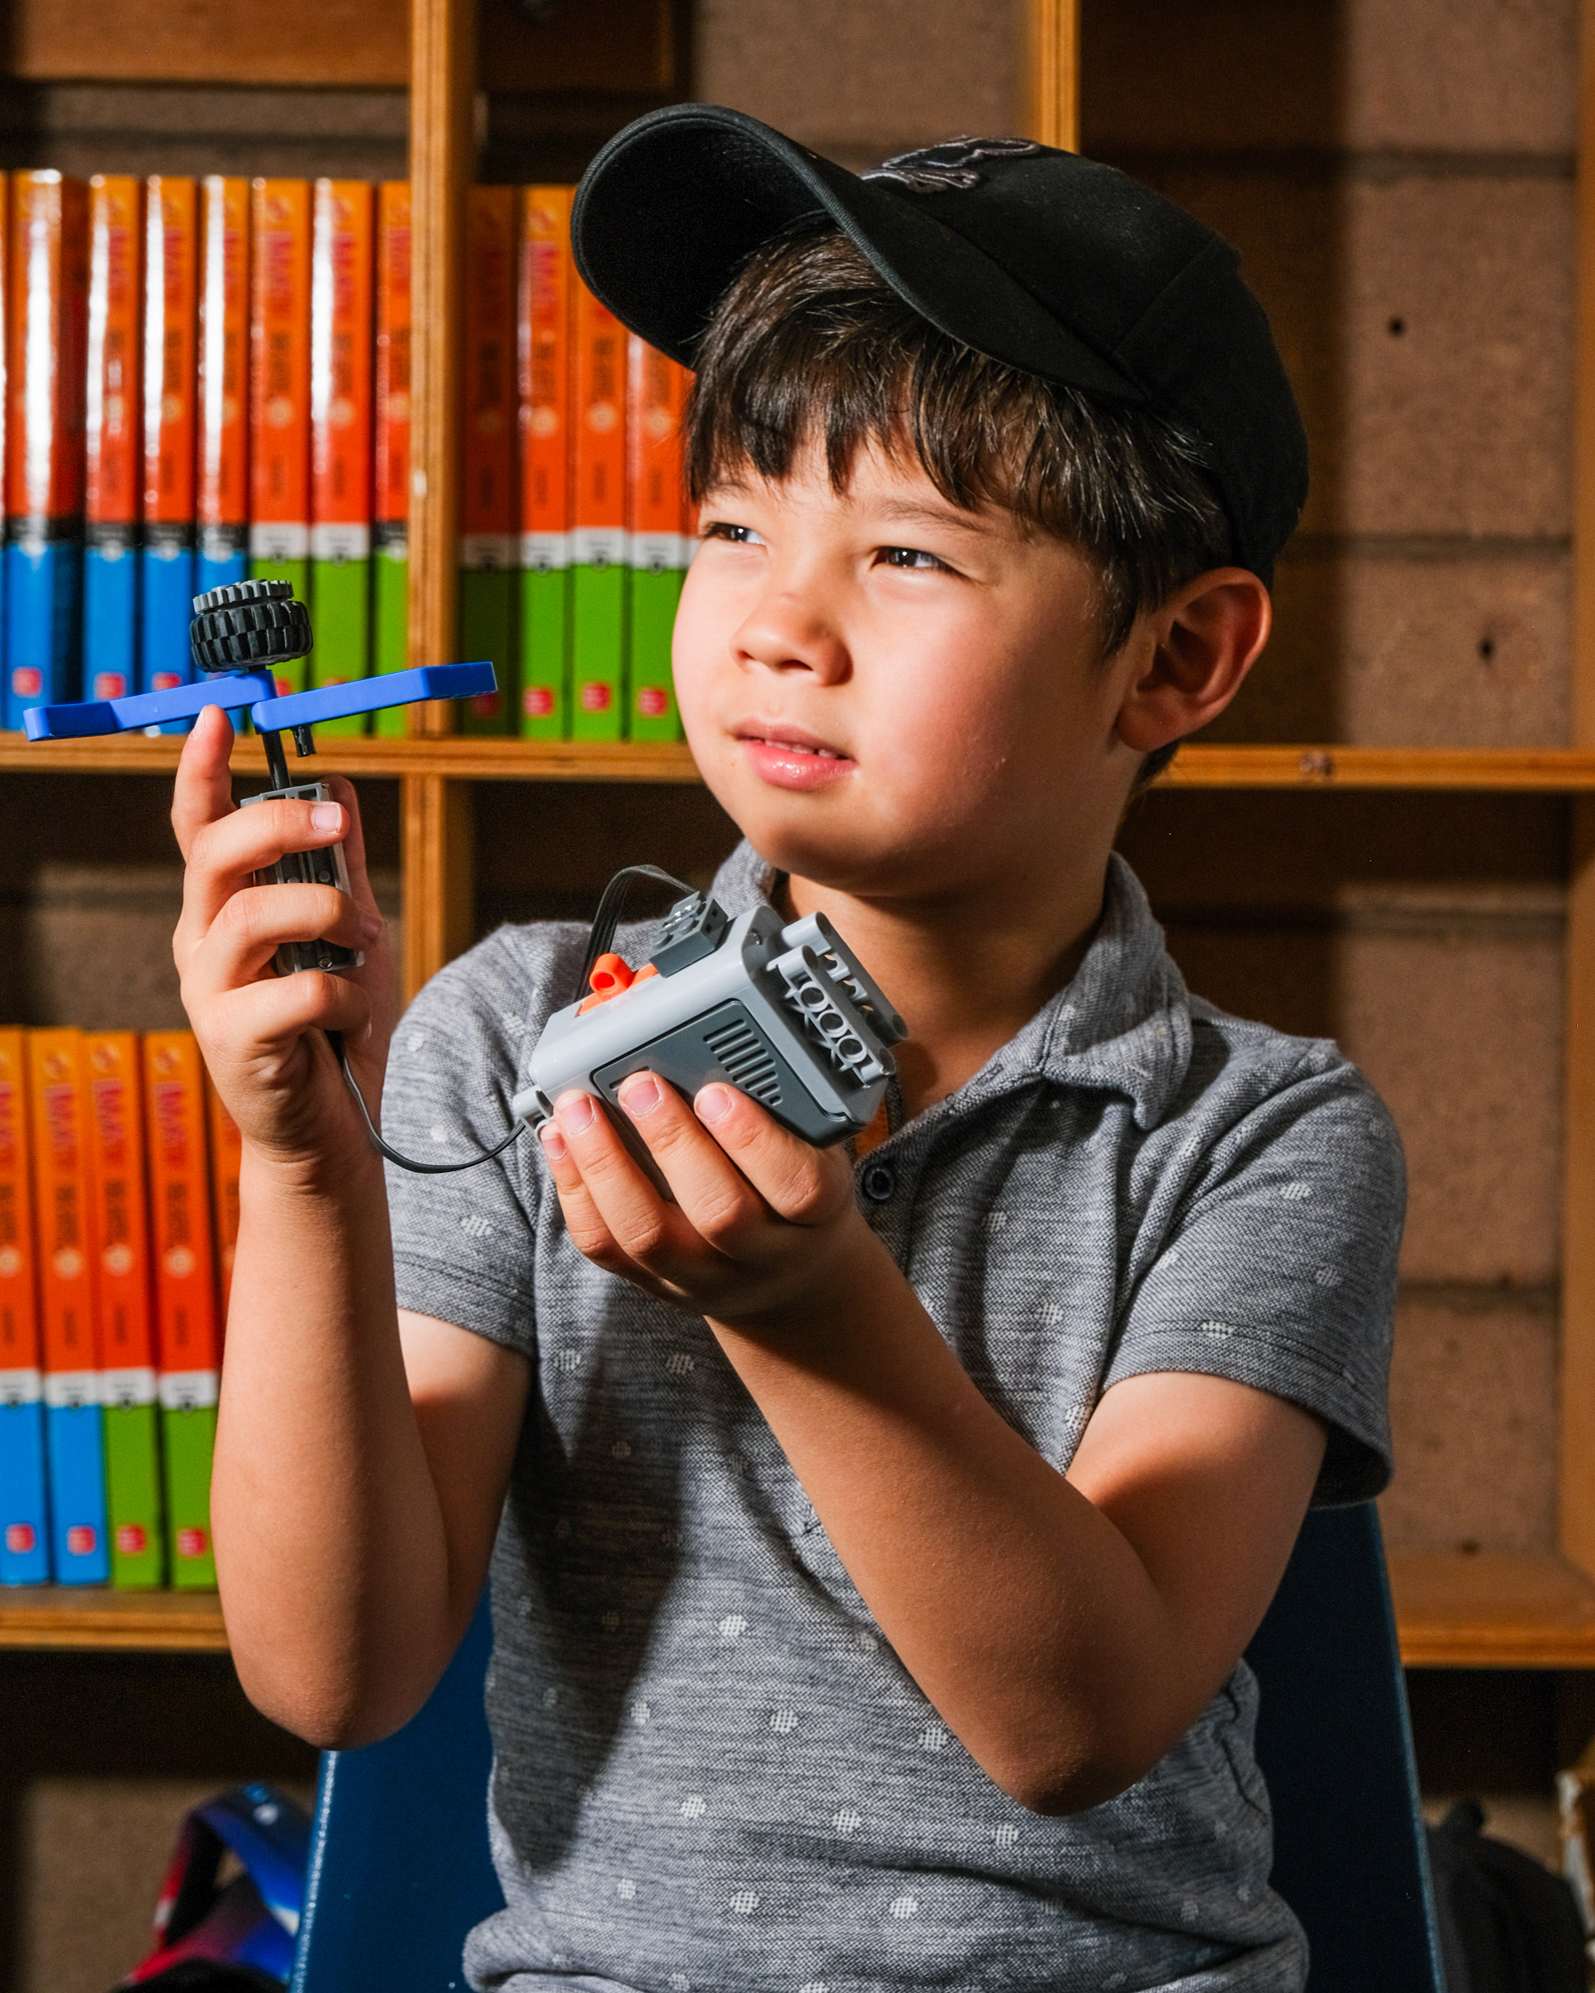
[626,334,689,744]
[249,178,312,688]
[6,173,88,734]
[517,185,573,741]
[0,1029,48,1585]
[460,185,518,735]
[309,177,374,738]
[204,1067,241,1323]
[28,1028,109,1586]
[83,174,142,705]
[197,176,251,599]
[85,1031,163,1587]
[372,180,411,737]
[141,177,199,723]
[570,272,627,740]
[143,1031,219,1589]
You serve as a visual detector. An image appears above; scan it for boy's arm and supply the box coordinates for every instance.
[172,708,528,1748]
[539,1074,1331,1816]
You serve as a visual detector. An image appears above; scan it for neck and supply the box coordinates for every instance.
[782,853,1112,1119]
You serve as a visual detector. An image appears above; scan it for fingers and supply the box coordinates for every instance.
[186,880,382,996]
[536,1091,703,1296]
[177,794,360,952]
[171,704,238,863]
[207,962,375,1058]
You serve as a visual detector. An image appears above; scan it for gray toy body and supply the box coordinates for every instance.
[514,900,908,1147]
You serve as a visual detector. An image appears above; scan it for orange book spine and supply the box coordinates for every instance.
[197,176,250,542]
[249,178,312,562]
[571,274,626,546]
[85,176,141,530]
[8,173,89,524]
[0,1030,40,1385]
[373,181,411,532]
[625,335,689,552]
[84,1032,156,1381]
[27,1029,98,1382]
[143,1032,220,1382]
[142,177,197,528]
[518,185,572,551]
[203,1068,241,1321]
[310,178,373,546]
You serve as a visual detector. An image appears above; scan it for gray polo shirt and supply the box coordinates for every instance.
[383,845,1403,1993]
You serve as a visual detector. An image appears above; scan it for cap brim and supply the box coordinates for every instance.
[571,105,1141,402]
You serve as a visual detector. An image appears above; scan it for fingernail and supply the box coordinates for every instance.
[695,1083,734,1125]
[538,1121,567,1162]
[618,1073,661,1118]
[556,1092,595,1134]
[359,909,384,943]
[311,803,343,834]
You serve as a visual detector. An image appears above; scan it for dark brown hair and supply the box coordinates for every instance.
[685,224,1235,782]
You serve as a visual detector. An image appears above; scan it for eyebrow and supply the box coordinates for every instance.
[868,499,990,537]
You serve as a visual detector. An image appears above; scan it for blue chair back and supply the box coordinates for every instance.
[292,1504,1443,1992]
[1245,1502,1445,1992]
[290,1597,502,1993]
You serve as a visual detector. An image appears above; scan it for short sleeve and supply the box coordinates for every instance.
[1106,1051,1406,1504]
[381,923,574,1361]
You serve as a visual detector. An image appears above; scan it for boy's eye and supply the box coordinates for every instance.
[705,521,764,547]
[880,546,948,571]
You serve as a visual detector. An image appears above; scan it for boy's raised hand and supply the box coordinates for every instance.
[170,703,396,1166]
[539,1071,882,1326]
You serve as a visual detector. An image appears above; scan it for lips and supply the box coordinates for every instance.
[733,722,855,790]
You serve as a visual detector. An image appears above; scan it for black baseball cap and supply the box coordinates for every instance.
[571,105,1308,581]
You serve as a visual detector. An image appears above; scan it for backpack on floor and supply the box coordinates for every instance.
[115,1782,311,1992]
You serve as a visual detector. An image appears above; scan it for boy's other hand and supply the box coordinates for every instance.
[170,703,398,1170]
[539,1072,880,1327]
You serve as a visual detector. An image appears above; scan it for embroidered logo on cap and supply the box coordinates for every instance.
[864,136,1042,193]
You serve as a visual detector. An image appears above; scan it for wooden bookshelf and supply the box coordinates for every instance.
[12,734,1595,791]
[0,1587,227,1652]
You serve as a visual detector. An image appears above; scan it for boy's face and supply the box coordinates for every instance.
[674,437,1148,909]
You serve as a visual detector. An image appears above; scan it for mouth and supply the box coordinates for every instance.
[732,722,855,789]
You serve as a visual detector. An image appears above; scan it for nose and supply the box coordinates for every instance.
[731,579,851,684]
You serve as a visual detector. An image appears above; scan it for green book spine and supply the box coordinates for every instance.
[160,1398,218,1591]
[627,537,683,744]
[309,526,371,737]
[248,549,312,695]
[459,541,516,736]
[373,525,410,739]
[518,533,570,740]
[571,552,627,743]
[103,1399,165,1588]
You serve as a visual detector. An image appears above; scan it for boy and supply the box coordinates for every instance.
[173,109,1404,1992]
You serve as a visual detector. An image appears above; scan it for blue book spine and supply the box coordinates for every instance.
[83,523,139,701]
[0,1394,50,1584]
[141,526,198,736]
[44,1388,109,1585]
[197,523,248,599]
[5,525,82,731]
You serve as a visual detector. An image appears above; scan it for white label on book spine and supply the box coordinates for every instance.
[628,531,681,577]
[572,526,627,570]
[44,1370,98,1410]
[460,533,515,572]
[678,533,700,569]
[310,522,371,563]
[520,531,570,573]
[250,522,310,561]
[160,1369,220,1412]
[0,1367,41,1408]
[102,1366,158,1409]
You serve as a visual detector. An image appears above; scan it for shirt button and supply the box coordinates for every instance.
[860,1161,896,1203]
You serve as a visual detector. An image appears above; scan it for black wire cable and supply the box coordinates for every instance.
[326,1029,527,1174]
[326,865,699,1175]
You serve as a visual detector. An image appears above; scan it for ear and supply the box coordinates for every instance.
[1113,568,1272,755]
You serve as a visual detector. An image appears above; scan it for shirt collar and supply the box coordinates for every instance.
[707,843,1193,1131]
